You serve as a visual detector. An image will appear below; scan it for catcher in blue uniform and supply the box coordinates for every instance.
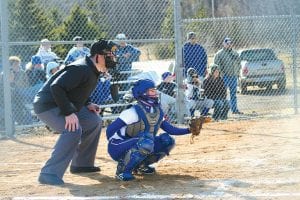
[106,79,202,181]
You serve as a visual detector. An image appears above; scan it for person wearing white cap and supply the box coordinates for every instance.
[36,38,59,65]
[46,61,60,79]
[64,36,90,65]
[114,33,141,91]
[214,37,243,114]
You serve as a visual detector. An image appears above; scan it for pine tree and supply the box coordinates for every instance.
[154,1,175,59]
[50,4,106,58]
[85,0,109,37]
[9,0,55,61]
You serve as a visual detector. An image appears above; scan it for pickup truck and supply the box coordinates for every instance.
[238,48,286,94]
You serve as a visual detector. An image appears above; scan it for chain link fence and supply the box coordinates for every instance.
[1,0,299,136]
[181,15,300,118]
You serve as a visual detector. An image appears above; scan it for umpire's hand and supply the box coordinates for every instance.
[65,113,79,132]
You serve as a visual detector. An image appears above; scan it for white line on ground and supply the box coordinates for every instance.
[12,192,300,200]
[0,162,43,165]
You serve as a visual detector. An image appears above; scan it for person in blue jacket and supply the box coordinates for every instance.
[64,36,91,65]
[90,74,114,116]
[183,32,208,81]
[114,33,141,91]
[106,79,193,181]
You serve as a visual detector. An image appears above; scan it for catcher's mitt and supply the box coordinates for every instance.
[189,116,207,143]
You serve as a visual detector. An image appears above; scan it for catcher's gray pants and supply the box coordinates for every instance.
[36,106,102,179]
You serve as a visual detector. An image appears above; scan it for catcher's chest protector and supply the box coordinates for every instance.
[126,103,163,137]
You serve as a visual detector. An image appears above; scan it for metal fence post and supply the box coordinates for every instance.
[173,0,186,124]
[0,0,14,136]
[291,13,298,114]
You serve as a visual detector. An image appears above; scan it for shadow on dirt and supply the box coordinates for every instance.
[65,173,254,199]
[6,137,53,149]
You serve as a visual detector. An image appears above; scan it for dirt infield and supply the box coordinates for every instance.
[0,115,300,199]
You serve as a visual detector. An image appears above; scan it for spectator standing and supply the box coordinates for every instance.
[183,32,208,81]
[36,39,59,65]
[203,64,230,121]
[214,37,243,114]
[33,39,118,186]
[64,36,91,65]
[114,33,141,91]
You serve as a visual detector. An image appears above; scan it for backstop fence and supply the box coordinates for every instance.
[1,0,299,136]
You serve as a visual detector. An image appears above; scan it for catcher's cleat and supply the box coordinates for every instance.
[70,166,100,174]
[115,172,135,181]
[38,173,64,185]
[134,165,156,175]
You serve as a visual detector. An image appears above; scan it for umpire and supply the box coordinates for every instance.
[33,39,118,185]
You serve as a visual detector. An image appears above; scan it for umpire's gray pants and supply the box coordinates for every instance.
[36,106,102,179]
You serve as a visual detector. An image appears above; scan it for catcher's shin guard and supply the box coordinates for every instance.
[139,133,175,168]
[122,136,154,174]
[123,149,147,173]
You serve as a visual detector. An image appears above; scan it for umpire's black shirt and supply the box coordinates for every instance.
[33,56,101,116]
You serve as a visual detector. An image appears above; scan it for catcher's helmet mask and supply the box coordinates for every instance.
[90,39,118,69]
[132,79,159,106]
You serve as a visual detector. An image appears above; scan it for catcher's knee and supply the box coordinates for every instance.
[63,126,82,135]
[159,133,175,148]
[137,137,154,155]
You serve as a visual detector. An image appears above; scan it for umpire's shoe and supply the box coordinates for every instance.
[38,173,64,185]
[70,166,101,174]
